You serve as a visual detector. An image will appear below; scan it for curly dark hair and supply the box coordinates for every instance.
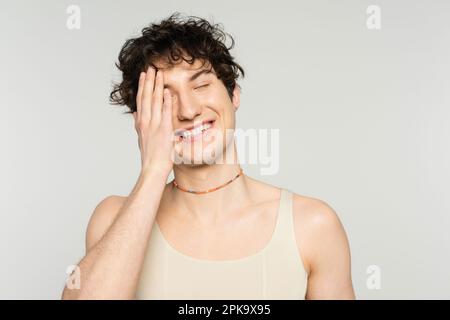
[109,12,245,114]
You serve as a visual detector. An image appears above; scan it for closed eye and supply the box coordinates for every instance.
[195,84,210,90]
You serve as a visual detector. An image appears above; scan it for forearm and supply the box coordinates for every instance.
[62,168,168,299]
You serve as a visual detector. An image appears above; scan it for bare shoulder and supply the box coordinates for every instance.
[291,192,350,275]
[292,193,343,231]
[85,195,128,253]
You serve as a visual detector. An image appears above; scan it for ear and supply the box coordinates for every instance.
[231,84,241,111]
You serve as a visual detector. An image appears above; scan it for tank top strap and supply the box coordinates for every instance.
[268,188,295,250]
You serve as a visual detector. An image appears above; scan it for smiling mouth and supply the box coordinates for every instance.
[176,120,215,142]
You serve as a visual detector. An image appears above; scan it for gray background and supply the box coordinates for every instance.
[1,0,449,299]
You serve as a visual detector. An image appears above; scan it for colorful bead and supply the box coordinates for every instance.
[172,168,244,195]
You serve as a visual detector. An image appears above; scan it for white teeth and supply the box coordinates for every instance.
[182,122,212,139]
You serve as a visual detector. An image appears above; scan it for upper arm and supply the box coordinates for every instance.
[293,195,355,300]
[85,195,126,254]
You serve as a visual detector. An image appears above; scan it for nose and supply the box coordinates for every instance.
[175,90,202,121]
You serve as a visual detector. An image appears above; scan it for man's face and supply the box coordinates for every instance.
[155,58,240,166]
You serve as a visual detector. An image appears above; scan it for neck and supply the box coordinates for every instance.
[168,149,252,226]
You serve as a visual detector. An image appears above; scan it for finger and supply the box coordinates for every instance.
[150,70,164,127]
[161,88,173,128]
[141,66,156,125]
[132,111,139,130]
[135,72,146,121]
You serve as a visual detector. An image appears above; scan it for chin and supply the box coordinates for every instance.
[175,124,228,165]
[177,146,223,166]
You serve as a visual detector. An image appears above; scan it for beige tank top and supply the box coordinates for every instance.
[135,188,308,299]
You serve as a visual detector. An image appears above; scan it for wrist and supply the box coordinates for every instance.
[140,163,172,181]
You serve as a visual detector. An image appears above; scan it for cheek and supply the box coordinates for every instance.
[220,104,237,130]
[201,86,236,126]
[205,86,232,108]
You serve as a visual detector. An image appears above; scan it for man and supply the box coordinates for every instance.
[61,12,355,300]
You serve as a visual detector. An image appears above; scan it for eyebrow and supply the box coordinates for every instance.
[164,68,215,89]
[189,68,215,81]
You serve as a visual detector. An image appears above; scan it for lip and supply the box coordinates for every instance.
[177,120,216,143]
